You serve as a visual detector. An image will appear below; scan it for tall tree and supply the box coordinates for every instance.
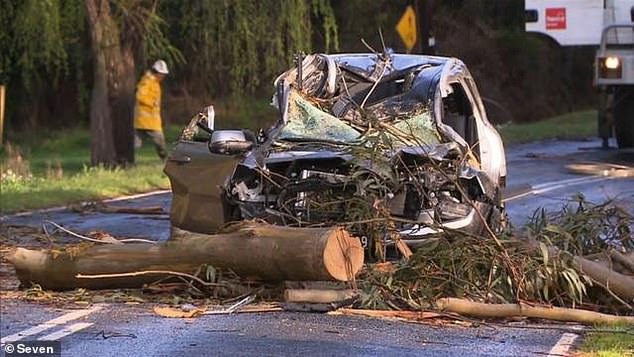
[84,0,135,166]
[172,0,339,97]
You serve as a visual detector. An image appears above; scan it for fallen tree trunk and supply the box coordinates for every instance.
[609,250,634,273]
[572,254,634,301]
[8,223,364,290]
[436,298,634,325]
[523,239,634,302]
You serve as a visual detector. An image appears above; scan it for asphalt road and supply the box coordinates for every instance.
[1,138,633,356]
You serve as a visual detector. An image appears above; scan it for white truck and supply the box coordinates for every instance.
[525,0,634,148]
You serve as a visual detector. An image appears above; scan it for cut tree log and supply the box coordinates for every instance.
[8,222,364,290]
[436,298,634,325]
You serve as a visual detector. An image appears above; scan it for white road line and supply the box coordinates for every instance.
[0,304,105,344]
[38,322,94,341]
[533,177,612,195]
[504,175,614,203]
[547,332,580,357]
[532,175,603,190]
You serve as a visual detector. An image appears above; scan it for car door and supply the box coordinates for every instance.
[164,136,240,234]
[461,76,507,187]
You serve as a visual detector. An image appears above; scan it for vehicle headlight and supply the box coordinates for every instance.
[604,56,620,70]
[598,56,623,79]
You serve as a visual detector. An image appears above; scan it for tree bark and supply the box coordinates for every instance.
[8,223,364,290]
[523,239,634,302]
[572,254,634,301]
[84,0,135,166]
[110,44,136,165]
[436,298,634,325]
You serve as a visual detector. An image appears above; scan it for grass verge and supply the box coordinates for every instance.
[498,110,596,145]
[0,125,182,213]
[579,323,634,357]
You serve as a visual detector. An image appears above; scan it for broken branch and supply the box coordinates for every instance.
[435,298,634,325]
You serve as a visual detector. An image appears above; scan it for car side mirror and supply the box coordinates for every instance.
[208,130,254,155]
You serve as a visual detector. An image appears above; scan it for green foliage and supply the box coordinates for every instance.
[174,0,338,96]
[0,0,74,87]
[111,0,184,69]
[527,195,633,255]
[360,196,633,312]
[312,0,339,52]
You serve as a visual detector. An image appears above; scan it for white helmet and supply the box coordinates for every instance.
[152,60,169,74]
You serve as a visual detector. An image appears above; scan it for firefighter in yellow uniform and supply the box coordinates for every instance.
[134,60,169,160]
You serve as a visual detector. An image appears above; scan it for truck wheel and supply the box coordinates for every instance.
[614,86,634,149]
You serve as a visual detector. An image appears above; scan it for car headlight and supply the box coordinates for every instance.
[604,56,620,70]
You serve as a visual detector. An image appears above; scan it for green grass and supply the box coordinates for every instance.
[0,93,278,214]
[0,125,183,213]
[499,110,597,145]
[580,323,634,357]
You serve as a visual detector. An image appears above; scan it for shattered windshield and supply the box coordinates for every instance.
[279,91,361,143]
[279,90,440,147]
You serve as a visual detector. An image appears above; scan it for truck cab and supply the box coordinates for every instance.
[525,0,634,148]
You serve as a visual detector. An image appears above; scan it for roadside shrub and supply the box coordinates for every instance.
[0,143,32,183]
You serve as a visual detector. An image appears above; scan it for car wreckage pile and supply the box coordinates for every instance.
[6,53,634,324]
[205,53,507,261]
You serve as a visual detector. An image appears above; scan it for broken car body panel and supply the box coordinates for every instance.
[166,53,507,246]
[165,140,240,233]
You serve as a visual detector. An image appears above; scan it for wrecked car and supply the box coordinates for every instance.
[165,52,507,255]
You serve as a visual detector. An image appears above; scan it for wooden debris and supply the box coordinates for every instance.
[371,262,396,273]
[284,289,358,304]
[154,305,206,318]
[328,308,442,322]
[7,222,364,290]
[98,205,165,215]
[153,299,282,319]
[435,298,634,325]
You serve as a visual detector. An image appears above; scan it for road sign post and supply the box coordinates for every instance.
[415,0,435,54]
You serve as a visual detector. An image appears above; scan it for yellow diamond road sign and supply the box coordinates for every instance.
[396,6,417,52]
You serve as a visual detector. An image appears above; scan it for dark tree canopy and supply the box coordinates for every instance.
[0,0,595,136]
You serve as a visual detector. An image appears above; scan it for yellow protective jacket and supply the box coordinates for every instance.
[134,71,162,131]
